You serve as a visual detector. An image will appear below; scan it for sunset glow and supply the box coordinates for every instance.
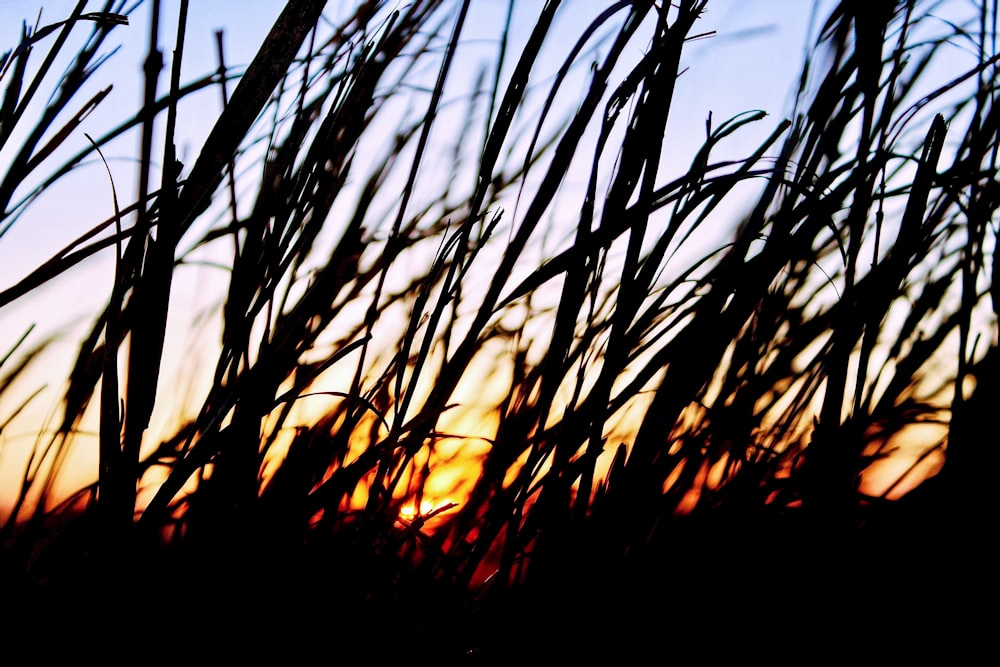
[0,1,994,658]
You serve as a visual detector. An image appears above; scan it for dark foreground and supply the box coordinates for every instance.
[3,489,992,663]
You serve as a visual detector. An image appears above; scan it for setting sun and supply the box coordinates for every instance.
[0,0,994,660]
[399,499,457,522]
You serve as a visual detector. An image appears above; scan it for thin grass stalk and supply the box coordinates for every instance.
[366,0,472,514]
[0,1,126,228]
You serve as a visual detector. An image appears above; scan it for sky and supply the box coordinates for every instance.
[0,0,825,357]
[0,0,821,320]
[0,0,977,513]
[0,0,830,514]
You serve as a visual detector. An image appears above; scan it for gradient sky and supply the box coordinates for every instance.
[0,0,820,304]
[0,0,828,512]
[0,0,976,511]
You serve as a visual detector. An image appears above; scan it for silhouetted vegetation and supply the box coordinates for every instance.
[1,0,995,659]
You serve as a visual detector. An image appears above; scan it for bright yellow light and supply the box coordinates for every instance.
[399,498,456,521]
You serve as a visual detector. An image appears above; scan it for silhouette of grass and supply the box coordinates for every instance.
[0,0,996,659]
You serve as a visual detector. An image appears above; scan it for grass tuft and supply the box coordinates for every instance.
[1,0,996,657]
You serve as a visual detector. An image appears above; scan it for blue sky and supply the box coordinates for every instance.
[0,0,822,320]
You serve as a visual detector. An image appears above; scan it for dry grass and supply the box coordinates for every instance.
[0,0,996,658]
